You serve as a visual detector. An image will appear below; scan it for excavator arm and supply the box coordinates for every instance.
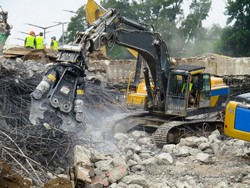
[29,8,171,130]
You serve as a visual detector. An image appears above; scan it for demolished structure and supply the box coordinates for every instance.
[1,1,250,187]
[1,52,250,187]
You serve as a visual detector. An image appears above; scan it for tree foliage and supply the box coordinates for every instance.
[217,0,250,56]
[64,0,219,58]
[64,6,87,43]
[100,0,212,58]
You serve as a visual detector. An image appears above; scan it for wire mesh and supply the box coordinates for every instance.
[0,63,129,185]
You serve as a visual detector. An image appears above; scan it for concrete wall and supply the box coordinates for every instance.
[89,54,250,84]
[173,54,250,75]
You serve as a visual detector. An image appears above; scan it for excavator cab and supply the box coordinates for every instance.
[165,65,228,117]
[165,65,205,116]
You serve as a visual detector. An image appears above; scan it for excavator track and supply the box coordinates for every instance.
[108,112,224,148]
[153,119,224,148]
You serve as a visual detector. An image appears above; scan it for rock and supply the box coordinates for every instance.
[130,164,144,172]
[126,149,134,161]
[208,130,221,143]
[114,133,129,141]
[86,176,109,187]
[74,145,91,166]
[214,181,228,188]
[142,157,156,165]
[137,137,153,145]
[173,145,190,157]
[106,165,128,183]
[112,156,127,167]
[131,131,148,138]
[90,150,107,163]
[95,159,113,171]
[132,153,142,164]
[162,144,176,154]
[128,184,144,188]
[156,153,174,165]
[151,183,170,188]
[139,152,152,159]
[234,139,246,146]
[176,181,192,188]
[210,142,221,156]
[196,153,212,164]
[16,58,23,63]
[198,142,211,151]
[75,165,92,183]
[124,143,142,153]
[179,136,209,148]
[117,181,129,187]
[109,183,118,188]
[122,174,148,187]
[127,159,138,166]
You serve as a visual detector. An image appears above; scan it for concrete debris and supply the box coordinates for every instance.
[69,127,250,187]
[1,54,250,187]
[3,47,58,63]
[196,152,213,164]
[106,165,128,183]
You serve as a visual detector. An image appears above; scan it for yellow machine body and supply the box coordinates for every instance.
[126,81,148,106]
[210,76,229,107]
[224,95,250,141]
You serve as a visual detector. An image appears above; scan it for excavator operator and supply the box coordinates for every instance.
[181,77,196,106]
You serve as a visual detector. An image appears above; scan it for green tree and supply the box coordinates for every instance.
[100,0,212,58]
[63,0,213,58]
[64,6,87,43]
[181,0,211,43]
[217,0,250,56]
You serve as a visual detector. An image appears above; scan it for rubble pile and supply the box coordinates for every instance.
[0,56,128,187]
[0,57,77,185]
[73,130,250,188]
[3,47,58,63]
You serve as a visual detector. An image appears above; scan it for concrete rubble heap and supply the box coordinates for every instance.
[71,130,250,188]
[0,54,250,187]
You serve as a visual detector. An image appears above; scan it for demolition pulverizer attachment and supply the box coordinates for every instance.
[29,63,86,132]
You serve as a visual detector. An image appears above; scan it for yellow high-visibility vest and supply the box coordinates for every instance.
[36,36,44,49]
[25,35,35,49]
[182,82,193,93]
[51,40,58,51]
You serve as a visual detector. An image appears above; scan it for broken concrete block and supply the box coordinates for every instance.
[122,174,148,187]
[106,165,128,183]
[87,176,109,187]
[75,165,92,183]
[74,145,91,166]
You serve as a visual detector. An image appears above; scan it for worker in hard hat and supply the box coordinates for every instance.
[35,32,46,49]
[24,31,36,49]
[50,36,58,51]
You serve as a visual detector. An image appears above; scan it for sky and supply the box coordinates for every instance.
[1,0,227,48]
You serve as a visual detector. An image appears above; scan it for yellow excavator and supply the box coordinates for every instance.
[224,93,250,141]
[29,1,250,147]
